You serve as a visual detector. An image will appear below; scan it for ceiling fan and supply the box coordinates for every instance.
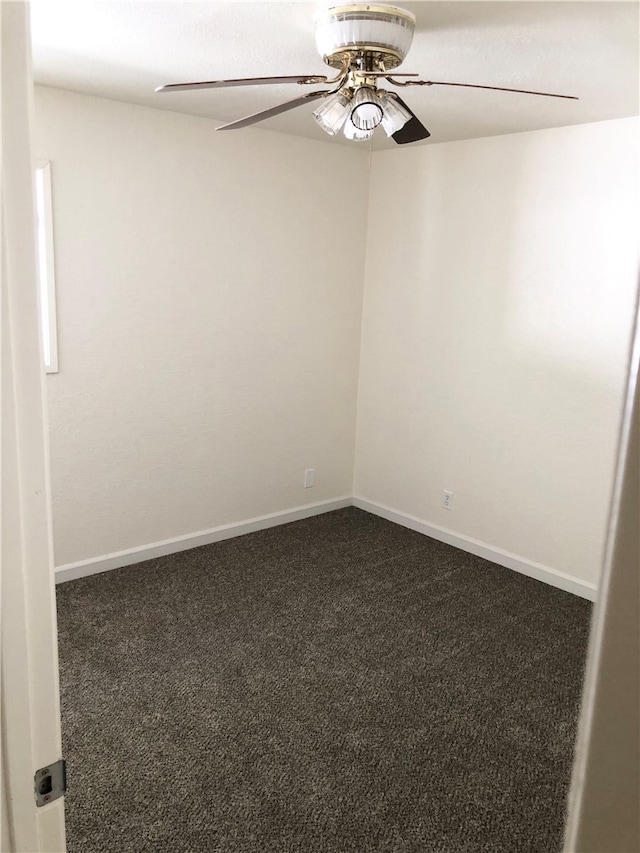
[156,3,578,144]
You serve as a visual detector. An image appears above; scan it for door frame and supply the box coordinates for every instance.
[1,3,66,850]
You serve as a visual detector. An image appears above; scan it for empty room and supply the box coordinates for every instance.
[2,1,639,852]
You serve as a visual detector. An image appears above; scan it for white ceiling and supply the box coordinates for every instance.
[30,1,639,149]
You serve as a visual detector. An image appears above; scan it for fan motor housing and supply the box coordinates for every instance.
[315,4,416,71]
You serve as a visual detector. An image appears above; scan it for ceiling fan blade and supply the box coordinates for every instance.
[405,80,579,100]
[390,95,431,145]
[216,90,328,131]
[156,74,329,94]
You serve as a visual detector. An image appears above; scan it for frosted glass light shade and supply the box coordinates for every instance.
[312,92,352,135]
[343,119,374,142]
[351,86,383,130]
[378,93,412,136]
[315,5,416,64]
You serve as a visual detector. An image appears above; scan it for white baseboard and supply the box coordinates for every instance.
[352,496,598,602]
[54,496,351,584]
[55,494,598,601]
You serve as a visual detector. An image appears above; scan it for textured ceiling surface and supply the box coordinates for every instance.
[30,1,639,148]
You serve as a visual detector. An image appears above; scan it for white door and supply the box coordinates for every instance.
[1,2,66,850]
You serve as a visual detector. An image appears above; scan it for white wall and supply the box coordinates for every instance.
[355,118,639,587]
[34,87,369,567]
[35,87,638,589]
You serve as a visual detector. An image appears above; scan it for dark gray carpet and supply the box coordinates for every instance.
[56,507,591,853]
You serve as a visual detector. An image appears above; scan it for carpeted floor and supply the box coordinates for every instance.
[56,507,592,853]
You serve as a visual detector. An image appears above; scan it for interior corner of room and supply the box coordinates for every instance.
[35,82,639,602]
[6,2,638,849]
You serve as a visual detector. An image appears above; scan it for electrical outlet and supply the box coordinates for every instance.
[304,468,315,488]
[442,490,453,510]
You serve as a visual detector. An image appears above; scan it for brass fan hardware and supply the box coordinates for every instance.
[155,4,578,144]
[385,77,579,100]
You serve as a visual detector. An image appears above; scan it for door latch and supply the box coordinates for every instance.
[34,759,66,806]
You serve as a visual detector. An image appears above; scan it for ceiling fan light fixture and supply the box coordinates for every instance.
[157,2,578,145]
[343,119,374,142]
[351,86,383,130]
[378,92,412,136]
[315,4,416,69]
[312,91,352,135]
